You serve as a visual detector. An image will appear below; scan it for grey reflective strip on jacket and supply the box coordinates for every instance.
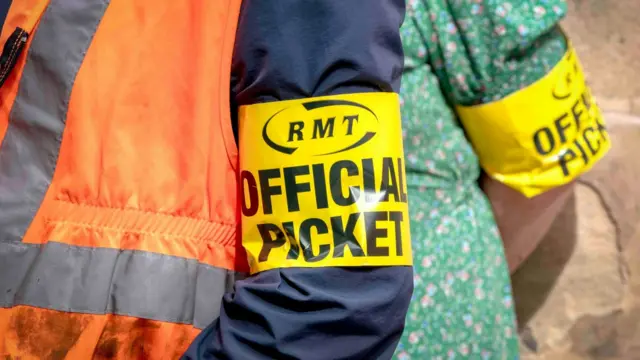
[0,0,238,329]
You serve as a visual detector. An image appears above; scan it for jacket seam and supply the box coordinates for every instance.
[53,199,237,228]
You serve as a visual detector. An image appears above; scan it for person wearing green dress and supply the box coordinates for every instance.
[394,0,596,358]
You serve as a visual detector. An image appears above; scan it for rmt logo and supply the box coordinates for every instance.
[261,99,378,156]
[287,114,360,142]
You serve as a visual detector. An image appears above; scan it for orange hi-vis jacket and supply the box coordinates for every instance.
[0,0,413,359]
[0,0,246,358]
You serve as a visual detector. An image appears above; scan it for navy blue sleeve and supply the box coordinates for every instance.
[0,0,11,32]
[183,1,412,359]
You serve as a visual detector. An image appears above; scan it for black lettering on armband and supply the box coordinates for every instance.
[558,148,577,177]
[331,213,365,258]
[362,158,376,203]
[389,211,404,256]
[397,158,408,203]
[312,117,335,139]
[573,137,589,165]
[582,126,601,156]
[554,113,571,144]
[582,90,592,111]
[283,165,311,212]
[241,170,259,217]
[329,160,360,206]
[343,115,359,136]
[380,157,400,202]
[571,98,584,130]
[258,169,282,215]
[299,218,330,262]
[282,221,300,260]
[257,223,286,262]
[364,211,389,257]
[288,121,304,142]
[312,163,329,210]
[596,115,609,142]
[534,127,555,156]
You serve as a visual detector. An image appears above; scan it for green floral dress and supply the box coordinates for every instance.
[395,0,569,358]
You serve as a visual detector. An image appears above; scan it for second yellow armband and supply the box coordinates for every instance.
[457,45,610,198]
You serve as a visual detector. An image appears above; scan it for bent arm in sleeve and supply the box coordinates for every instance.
[183,1,413,359]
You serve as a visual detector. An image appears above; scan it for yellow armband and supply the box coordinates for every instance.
[456,44,610,198]
[239,93,412,274]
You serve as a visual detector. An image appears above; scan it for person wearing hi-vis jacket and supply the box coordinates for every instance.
[393,0,610,359]
[0,0,413,359]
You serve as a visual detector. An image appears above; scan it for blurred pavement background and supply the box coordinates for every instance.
[514,1,640,359]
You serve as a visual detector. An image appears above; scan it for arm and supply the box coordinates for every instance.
[482,176,574,273]
[474,24,579,273]
[184,1,412,359]
[405,0,606,271]
[472,26,605,273]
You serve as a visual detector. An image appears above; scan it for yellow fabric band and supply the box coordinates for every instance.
[456,44,611,198]
[239,93,412,274]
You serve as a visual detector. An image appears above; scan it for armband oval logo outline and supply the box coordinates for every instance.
[551,51,580,101]
[261,99,379,156]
